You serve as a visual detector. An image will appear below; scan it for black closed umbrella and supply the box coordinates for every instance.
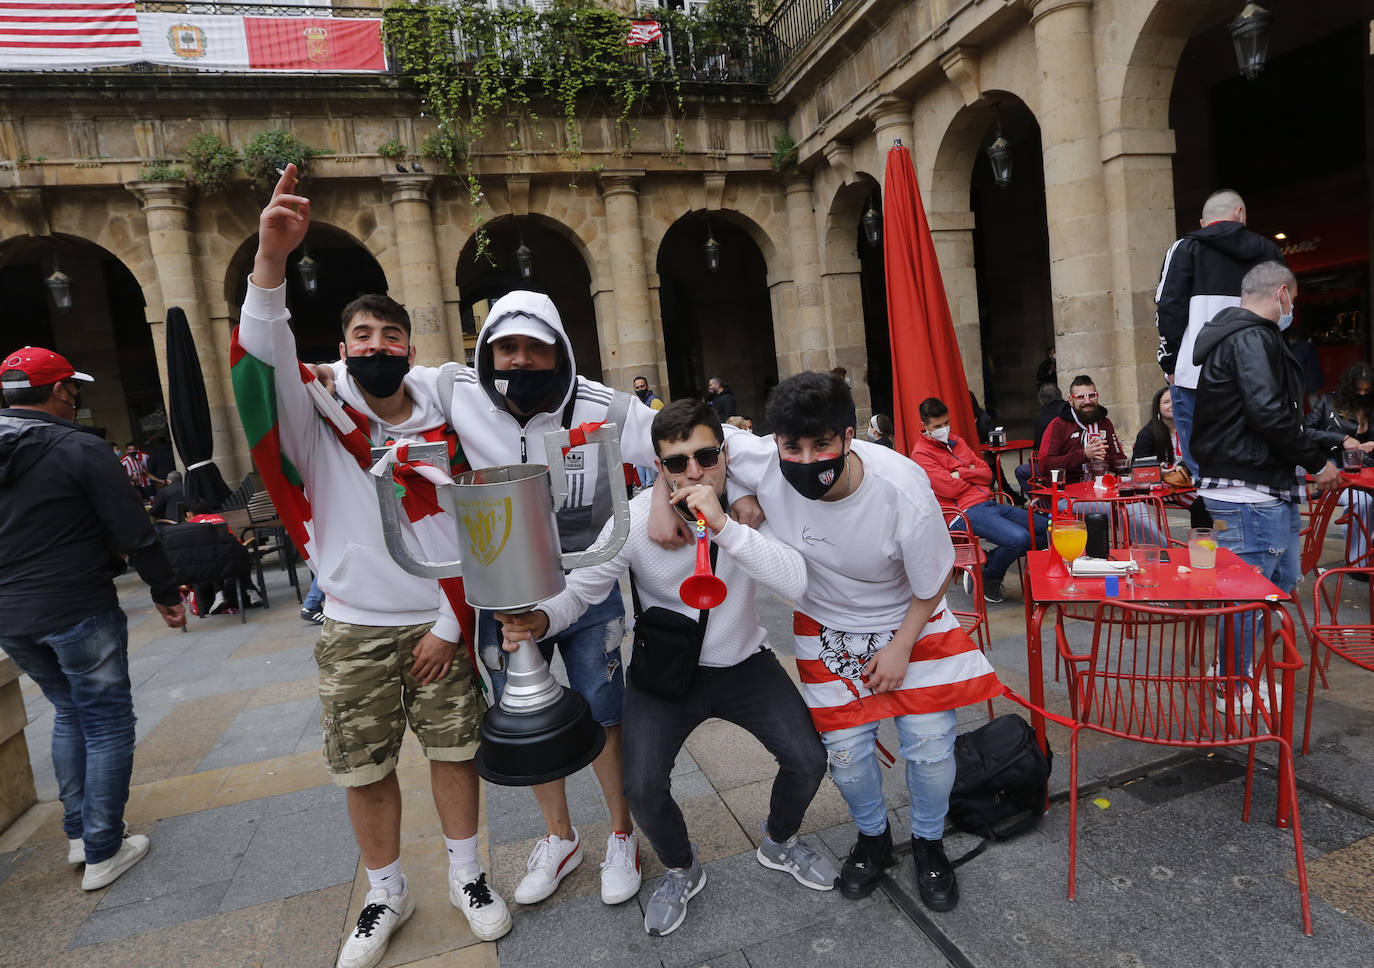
[165,306,231,508]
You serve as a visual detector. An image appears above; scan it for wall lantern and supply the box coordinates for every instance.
[45,267,73,313]
[861,201,880,247]
[296,251,320,296]
[515,242,533,281]
[704,223,720,273]
[1229,3,1272,81]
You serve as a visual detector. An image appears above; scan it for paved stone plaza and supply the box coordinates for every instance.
[2,538,1373,968]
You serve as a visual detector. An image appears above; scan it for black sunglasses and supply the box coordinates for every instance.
[660,446,723,474]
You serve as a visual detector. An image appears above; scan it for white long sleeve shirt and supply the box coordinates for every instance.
[536,489,808,668]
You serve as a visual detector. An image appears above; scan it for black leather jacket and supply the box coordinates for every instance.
[1303,394,1373,464]
[1190,307,1331,489]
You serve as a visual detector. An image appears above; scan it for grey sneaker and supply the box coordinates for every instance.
[644,844,706,937]
[755,825,837,891]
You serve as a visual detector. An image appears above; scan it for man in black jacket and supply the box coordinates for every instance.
[1154,189,1283,476]
[1192,263,1339,695]
[0,347,186,892]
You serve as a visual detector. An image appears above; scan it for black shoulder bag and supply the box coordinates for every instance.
[626,543,717,700]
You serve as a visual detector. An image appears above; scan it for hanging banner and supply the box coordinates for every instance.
[138,12,248,70]
[243,16,386,72]
[0,0,142,69]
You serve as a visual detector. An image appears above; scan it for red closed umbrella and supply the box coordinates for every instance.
[882,141,976,456]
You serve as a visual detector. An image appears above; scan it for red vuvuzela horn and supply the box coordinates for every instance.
[679,516,727,609]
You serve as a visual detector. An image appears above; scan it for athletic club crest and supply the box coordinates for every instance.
[818,467,836,486]
[167,23,208,60]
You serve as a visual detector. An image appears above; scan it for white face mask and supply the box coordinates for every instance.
[927,425,951,444]
[1277,288,1294,332]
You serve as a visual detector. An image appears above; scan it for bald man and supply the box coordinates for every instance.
[1153,188,1284,476]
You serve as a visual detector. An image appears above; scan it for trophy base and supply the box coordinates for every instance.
[474,688,607,787]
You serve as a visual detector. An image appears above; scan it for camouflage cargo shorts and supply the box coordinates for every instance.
[315,619,486,788]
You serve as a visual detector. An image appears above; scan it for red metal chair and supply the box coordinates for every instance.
[1005,600,1312,935]
[1301,566,1374,755]
[1293,488,1345,691]
[942,505,994,719]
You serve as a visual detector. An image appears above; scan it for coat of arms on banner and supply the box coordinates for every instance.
[303,26,328,62]
[167,23,208,59]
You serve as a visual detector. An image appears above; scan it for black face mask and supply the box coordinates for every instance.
[345,353,409,398]
[494,368,562,415]
[778,451,847,501]
[635,387,650,401]
[1357,392,1374,408]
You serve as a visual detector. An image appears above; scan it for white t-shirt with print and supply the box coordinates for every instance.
[725,432,956,631]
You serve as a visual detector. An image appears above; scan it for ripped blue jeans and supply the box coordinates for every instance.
[821,709,957,841]
[478,590,626,727]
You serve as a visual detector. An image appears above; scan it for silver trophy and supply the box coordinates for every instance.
[373,424,630,785]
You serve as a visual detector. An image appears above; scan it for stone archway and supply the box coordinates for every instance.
[928,93,1054,431]
[225,225,389,364]
[0,233,162,446]
[455,214,601,376]
[656,212,778,425]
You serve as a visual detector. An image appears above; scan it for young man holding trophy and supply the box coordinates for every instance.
[234,166,510,968]
[494,399,834,936]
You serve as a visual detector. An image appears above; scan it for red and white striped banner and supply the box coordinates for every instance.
[625,20,661,46]
[0,0,141,67]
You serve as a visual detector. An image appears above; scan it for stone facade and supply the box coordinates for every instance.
[0,0,1358,476]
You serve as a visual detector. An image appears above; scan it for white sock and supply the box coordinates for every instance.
[366,858,405,898]
[445,834,480,879]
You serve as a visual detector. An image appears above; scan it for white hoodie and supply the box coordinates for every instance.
[237,281,460,640]
[330,290,660,554]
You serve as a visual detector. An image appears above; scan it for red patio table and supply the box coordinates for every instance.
[982,438,1033,494]
[1023,545,1298,826]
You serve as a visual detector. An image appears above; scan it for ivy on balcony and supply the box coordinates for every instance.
[382,0,777,252]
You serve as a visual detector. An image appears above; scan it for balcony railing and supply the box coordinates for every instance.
[766,0,843,65]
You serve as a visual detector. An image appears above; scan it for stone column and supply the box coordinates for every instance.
[1025,0,1122,418]
[869,95,915,157]
[598,171,656,393]
[928,211,984,401]
[128,181,236,473]
[783,173,831,375]
[382,173,452,366]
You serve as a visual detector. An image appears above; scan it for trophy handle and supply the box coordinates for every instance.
[543,423,631,571]
[371,442,464,579]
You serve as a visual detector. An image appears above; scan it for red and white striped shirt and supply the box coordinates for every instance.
[120,451,148,487]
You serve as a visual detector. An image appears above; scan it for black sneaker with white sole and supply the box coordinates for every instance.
[983,581,1004,604]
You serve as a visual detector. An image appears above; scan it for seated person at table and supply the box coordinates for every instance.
[1133,386,1211,530]
[910,397,1047,604]
[1014,383,1063,496]
[182,500,260,614]
[1303,361,1374,568]
[494,399,832,938]
[1038,374,1126,484]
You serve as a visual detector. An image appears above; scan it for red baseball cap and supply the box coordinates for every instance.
[1,346,94,388]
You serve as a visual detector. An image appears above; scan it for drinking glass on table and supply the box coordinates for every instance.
[1129,544,1162,588]
[1188,527,1217,569]
[1344,446,1364,471]
[1051,518,1089,595]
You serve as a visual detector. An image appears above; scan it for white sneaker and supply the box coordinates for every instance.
[1215,676,1282,715]
[337,885,414,968]
[450,869,511,942]
[81,834,150,890]
[600,831,642,905]
[68,820,129,865]
[513,830,582,905]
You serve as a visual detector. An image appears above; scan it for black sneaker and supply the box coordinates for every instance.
[983,581,1004,604]
[911,836,958,912]
[300,607,324,625]
[837,824,893,900]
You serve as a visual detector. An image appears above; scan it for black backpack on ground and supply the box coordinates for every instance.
[948,713,1053,865]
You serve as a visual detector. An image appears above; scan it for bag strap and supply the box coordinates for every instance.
[628,541,719,628]
[949,806,1046,868]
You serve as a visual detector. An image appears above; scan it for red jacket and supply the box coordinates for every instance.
[1038,403,1126,483]
[910,433,993,511]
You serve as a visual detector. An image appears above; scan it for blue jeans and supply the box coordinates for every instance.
[303,576,324,612]
[478,590,627,726]
[0,609,134,863]
[1171,384,1199,477]
[821,709,957,841]
[1202,496,1301,674]
[960,501,1049,584]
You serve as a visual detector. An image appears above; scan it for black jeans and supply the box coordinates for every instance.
[622,649,827,869]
